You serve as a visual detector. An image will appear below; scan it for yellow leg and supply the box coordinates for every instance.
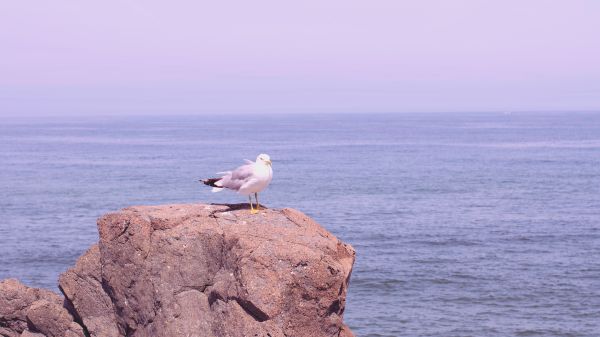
[250,195,258,214]
[255,193,260,211]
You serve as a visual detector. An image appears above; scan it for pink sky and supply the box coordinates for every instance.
[1,1,599,115]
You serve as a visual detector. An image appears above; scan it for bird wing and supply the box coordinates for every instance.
[219,163,255,191]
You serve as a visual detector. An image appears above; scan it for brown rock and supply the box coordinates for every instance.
[96,203,355,337]
[19,331,45,337]
[26,300,85,337]
[0,278,41,335]
[2,203,356,337]
[0,279,84,337]
[59,245,121,337]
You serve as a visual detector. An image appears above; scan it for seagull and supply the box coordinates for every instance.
[201,154,273,214]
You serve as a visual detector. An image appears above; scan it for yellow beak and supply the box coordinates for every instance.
[266,159,272,166]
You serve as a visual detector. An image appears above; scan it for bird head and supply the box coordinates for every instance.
[256,153,272,166]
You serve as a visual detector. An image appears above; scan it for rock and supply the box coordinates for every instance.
[97,203,355,337]
[19,331,45,337]
[26,300,85,337]
[59,245,121,337]
[2,204,356,337]
[0,279,83,337]
[0,278,43,335]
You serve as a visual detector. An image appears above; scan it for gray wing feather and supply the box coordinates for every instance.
[219,164,254,191]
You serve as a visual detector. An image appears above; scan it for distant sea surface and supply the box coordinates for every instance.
[1,112,599,337]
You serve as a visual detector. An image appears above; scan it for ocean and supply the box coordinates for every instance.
[1,112,599,336]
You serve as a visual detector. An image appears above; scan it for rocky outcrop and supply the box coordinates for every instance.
[0,279,85,337]
[1,204,355,337]
[58,245,120,337]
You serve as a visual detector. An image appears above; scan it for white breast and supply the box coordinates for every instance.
[238,163,272,195]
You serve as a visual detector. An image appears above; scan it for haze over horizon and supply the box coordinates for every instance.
[1,1,599,117]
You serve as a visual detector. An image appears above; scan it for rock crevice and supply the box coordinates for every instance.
[1,203,356,337]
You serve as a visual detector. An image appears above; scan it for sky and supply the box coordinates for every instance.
[1,0,599,116]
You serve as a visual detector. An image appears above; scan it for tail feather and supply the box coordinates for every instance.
[202,177,225,192]
[201,178,222,187]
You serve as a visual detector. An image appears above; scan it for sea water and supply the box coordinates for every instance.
[1,112,599,337]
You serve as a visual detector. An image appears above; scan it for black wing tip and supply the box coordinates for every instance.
[202,178,222,187]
